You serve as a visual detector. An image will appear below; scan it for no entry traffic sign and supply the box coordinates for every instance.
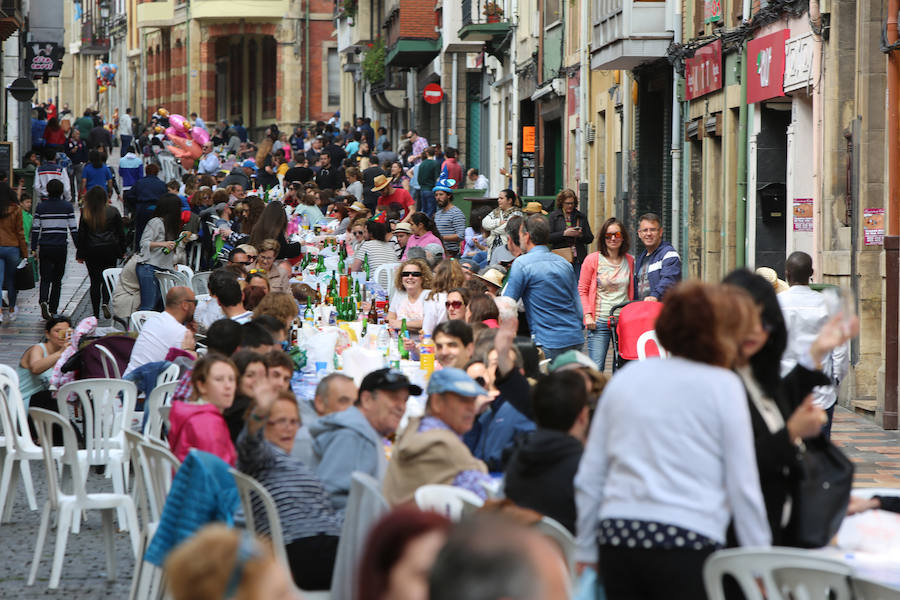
[423,83,443,104]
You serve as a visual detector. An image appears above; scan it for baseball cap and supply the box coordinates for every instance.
[426,368,488,397]
[360,368,423,395]
[241,159,258,171]
[549,350,599,373]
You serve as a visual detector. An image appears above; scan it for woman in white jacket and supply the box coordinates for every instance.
[574,281,771,600]
[481,189,522,260]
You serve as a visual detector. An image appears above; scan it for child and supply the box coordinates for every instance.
[31,178,77,319]
[19,193,33,244]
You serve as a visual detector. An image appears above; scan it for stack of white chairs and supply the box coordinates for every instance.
[372,262,400,302]
[141,381,178,444]
[131,310,159,333]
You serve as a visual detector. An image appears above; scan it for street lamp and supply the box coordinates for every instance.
[99,0,110,20]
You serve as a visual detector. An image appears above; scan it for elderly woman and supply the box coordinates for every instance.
[548,188,594,277]
[387,258,433,332]
[238,384,343,590]
[255,238,292,294]
[575,282,771,600]
[481,188,522,261]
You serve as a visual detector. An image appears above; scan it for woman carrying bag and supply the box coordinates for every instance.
[0,182,27,322]
[548,188,594,278]
[76,186,126,318]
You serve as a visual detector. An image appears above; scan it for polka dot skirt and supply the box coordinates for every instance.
[597,519,721,551]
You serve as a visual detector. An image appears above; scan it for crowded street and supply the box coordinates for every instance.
[2,0,900,598]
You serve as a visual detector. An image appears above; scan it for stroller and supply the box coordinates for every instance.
[607,301,667,371]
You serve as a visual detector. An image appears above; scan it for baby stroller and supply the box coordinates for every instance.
[607,301,667,371]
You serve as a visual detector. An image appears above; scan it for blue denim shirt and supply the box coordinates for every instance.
[502,245,584,349]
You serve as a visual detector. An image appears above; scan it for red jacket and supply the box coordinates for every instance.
[578,251,634,325]
[168,401,237,466]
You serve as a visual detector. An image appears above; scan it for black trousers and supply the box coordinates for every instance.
[600,544,716,600]
[285,534,339,591]
[38,246,67,313]
[85,253,119,318]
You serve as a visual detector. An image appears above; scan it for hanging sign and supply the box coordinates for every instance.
[704,0,722,23]
[747,29,790,104]
[685,40,722,100]
[784,33,815,92]
[26,43,65,79]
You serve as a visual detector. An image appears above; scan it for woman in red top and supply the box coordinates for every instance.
[42,117,66,149]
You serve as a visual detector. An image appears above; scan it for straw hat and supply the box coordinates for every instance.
[394,222,413,234]
[371,174,391,192]
[349,201,367,212]
[755,267,790,294]
[523,201,547,215]
[477,266,506,289]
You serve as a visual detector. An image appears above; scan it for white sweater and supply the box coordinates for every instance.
[574,357,771,562]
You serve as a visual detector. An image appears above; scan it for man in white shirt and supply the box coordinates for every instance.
[467,168,489,191]
[778,251,849,438]
[124,286,197,376]
[118,108,133,158]
[197,142,220,175]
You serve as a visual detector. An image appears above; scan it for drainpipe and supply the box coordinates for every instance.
[736,44,748,266]
[885,0,900,429]
[305,1,311,122]
[579,0,590,212]
[670,0,681,252]
[450,51,458,145]
[510,0,519,188]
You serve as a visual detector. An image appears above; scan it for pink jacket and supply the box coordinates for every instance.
[402,231,443,260]
[168,401,237,466]
[578,251,634,325]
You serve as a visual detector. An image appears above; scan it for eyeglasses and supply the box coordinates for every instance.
[605,232,622,240]
[246,255,258,260]
[248,268,267,275]
[267,418,301,428]
[638,228,659,234]
[402,271,423,278]
[445,300,464,310]
[353,231,365,236]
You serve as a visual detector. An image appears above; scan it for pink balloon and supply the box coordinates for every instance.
[191,126,210,146]
[180,157,195,170]
[164,126,178,140]
[168,135,202,159]
[168,114,191,137]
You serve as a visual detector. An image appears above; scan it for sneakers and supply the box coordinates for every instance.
[8,306,19,322]
[41,302,51,320]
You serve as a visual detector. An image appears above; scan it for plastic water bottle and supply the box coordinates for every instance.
[388,333,401,370]
[376,326,391,364]
[420,333,435,374]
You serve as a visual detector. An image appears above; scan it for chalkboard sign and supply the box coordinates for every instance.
[0,142,12,187]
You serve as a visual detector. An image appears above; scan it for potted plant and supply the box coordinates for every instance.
[483,1,504,22]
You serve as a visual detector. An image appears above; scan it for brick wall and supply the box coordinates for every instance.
[398,0,437,38]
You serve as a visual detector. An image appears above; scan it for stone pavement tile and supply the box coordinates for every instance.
[833,408,900,489]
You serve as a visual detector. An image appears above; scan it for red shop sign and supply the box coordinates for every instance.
[685,40,722,100]
[747,29,790,104]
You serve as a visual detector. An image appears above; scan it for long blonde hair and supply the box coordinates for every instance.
[255,138,273,167]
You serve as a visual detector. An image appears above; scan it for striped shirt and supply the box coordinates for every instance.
[237,427,343,542]
[357,239,400,272]
[433,205,466,254]
[31,197,77,248]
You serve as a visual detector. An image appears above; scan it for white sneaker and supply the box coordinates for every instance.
[8,306,18,321]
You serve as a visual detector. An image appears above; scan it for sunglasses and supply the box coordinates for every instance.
[232,260,252,266]
[605,232,622,240]
[353,231,365,236]
[445,300,464,310]
[402,271,423,278]
[248,268,267,275]
[246,255,258,260]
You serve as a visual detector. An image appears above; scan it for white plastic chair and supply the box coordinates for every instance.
[636,330,669,360]
[330,472,390,598]
[703,547,854,600]
[0,368,63,522]
[230,469,290,568]
[155,363,180,387]
[102,267,123,300]
[372,262,400,301]
[850,576,900,599]
[534,516,575,575]
[95,344,122,379]
[191,271,212,296]
[56,378,137,529]
[155,271,189,300]
[186,242,202,272]
[414,484,484,521]
[27,408,140,589]
[175,264,194,280]
[141,381,178,443]
[130,310,159,333]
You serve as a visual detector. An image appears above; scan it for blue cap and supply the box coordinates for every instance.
[427,368,488,397]
[241,159,258,171]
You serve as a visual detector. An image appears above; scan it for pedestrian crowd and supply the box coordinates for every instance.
[2,107,887,600]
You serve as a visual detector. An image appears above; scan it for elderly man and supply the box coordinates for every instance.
[292,373,357,465]
[382,368,491,505]
[311,368,421,510]
[467,168,489,190]
[197,141,220,175]
[123,286,197,383]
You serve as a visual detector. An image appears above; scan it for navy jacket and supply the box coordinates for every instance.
[633,240,681,300]
[131,175,167,208]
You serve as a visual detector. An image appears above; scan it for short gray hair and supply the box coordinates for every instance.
[522,214,550,245]
[314,373,354,408]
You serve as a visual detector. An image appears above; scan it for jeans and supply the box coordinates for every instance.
[38,245,67,313]
[823,403,835,440]
[587,322,613,372]
[420,189,436,218]
[119,135,133,157]
[0,246,21,308]
[136,262,162,311]
[542,344,584,362]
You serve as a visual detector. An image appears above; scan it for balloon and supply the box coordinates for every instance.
[157,108,169,117]
[191,126,210,146]
[164,126,177,140]
[109,64,118,74]
[180,157,195,170]
[98,85,107,93]
[169,114,190,135]
[167,136,202,159]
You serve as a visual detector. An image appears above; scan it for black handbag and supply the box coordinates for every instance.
[788,434,854,548]
[14,256,36,291]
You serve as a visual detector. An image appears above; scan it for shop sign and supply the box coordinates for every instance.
[704,0,722,23]
[747,29,790,104]
[792,198,813,232]
[685,40,722,100]
[783,33,815,92]
[864,208,885,246]
[25,43,65,79]
[522,126,536,153]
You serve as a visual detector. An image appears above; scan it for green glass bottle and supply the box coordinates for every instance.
[361,317,368,338]
[363,253,370,280]
[315,254,326,275]
[303,297,315,326]
[337,252,345,275]
[398,318,409,360]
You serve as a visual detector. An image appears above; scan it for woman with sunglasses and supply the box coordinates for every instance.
[444,287,470,321]
[347,217,368,253]
[578,217,634,372]
[422,259,467,335]
[387,258,433,332]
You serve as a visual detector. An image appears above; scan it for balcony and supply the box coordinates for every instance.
[590,0,673,70]
[135,0,174,27]
[458,0,510,41]
[383,0,441,68]
[0,0,22,41]
[335,0,374,54]
[190,0,291,20]
[80,18,110,54]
